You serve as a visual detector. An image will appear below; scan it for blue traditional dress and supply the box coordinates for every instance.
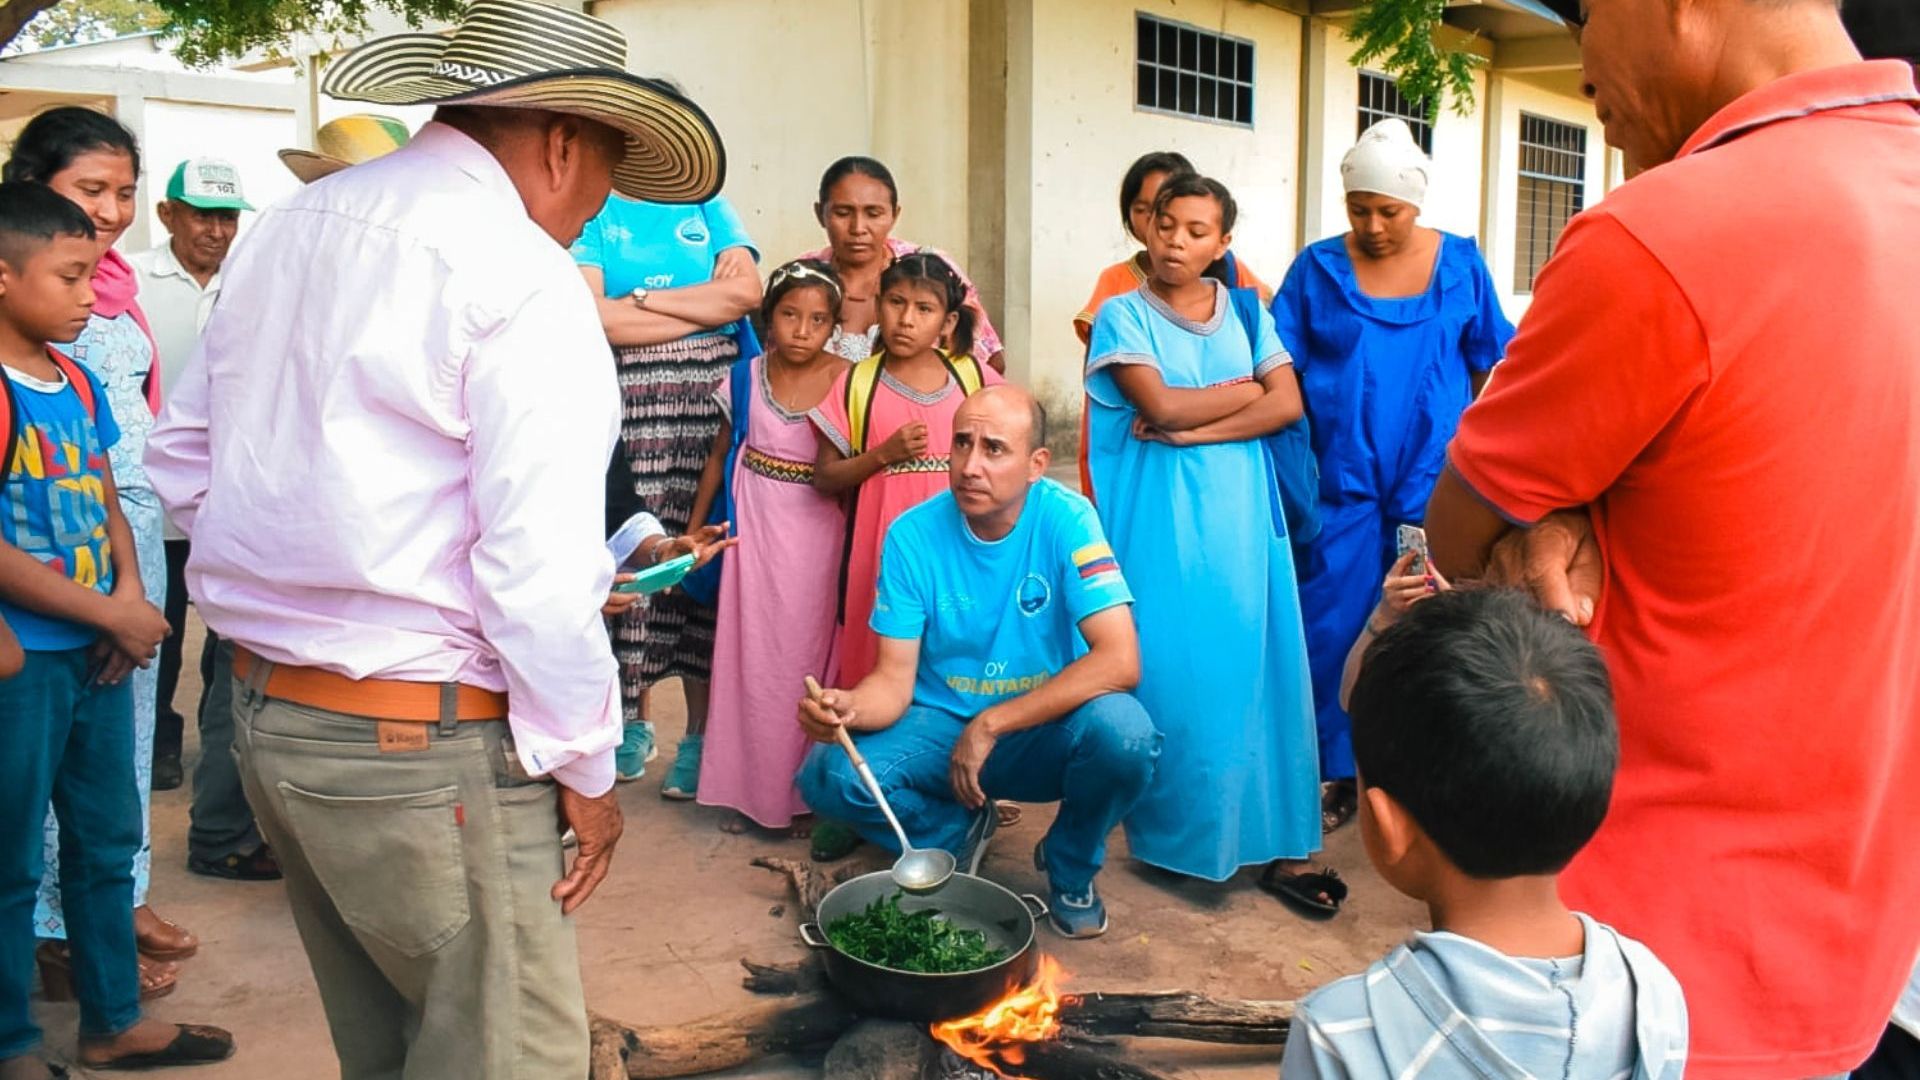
[37,308,162,937]
[1085,282,1320,881]
[1270,233,1513,781]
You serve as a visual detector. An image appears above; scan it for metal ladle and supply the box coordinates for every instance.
[806,677,956,895]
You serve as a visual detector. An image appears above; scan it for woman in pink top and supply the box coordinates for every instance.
[811,254,1002,689]
[804,156,1004,372]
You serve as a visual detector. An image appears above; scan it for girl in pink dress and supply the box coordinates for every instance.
[810,254,1003,686]
[695,261,851,830]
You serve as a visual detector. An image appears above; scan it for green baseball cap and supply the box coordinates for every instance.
[165,158,253,211]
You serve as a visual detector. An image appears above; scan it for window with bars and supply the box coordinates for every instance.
[1357,71,1434,154]
[1514,113,1588,294]
[1134,13,1255,127]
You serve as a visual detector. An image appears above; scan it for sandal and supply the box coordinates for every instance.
[1321,779,1358,835]
[1259,861,1348,921]
[84,1024,235,1070]
[134,905,198,961]
[36,942,178,1002]
[187,844,282,881]
[809,820,863,863]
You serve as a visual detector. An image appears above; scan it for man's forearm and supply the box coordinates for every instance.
[842,669,915,733]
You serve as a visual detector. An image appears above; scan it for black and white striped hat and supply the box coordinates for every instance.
[321,0,724,203]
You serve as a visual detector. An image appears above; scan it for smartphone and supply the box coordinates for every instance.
[613,552,697,595]
[1395,524,1430,577]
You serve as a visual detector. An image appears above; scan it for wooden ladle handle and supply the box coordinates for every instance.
[804,676,868,771]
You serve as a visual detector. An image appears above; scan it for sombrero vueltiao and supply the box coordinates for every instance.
[320,0,724,203]
[279,114,412,184]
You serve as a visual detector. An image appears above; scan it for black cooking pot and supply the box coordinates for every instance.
[799,871,1049,1022]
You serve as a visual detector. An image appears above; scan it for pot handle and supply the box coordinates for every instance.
[798,922,831,949]
[1018,893,1050,920]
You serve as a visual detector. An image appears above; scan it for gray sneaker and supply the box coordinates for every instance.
[955,799,998,876]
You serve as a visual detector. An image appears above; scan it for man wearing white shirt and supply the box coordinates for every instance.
[129,157,245,797]
[143,1,730,1074]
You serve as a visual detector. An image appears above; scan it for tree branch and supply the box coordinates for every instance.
[0,0,68,52]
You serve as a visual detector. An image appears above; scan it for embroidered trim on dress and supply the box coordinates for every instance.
[1137,280,1228,336]
[885,455,950,475]
[743,447,815,484]
[878,368,958,406]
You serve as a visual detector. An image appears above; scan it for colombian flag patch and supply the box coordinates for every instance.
[1072,542,1119,580]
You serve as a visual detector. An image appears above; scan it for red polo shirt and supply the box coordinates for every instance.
[1451,62,1920,1078]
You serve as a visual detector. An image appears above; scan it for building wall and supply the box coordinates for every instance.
[1018,0,1305,401]
[1480,71,1608,318]
[589,0,973,274]
[138,100,298,242]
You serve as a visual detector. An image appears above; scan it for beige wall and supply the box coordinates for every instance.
[1017,0,1305,401]
[1480,71,1607,319]
[589,0,973,273]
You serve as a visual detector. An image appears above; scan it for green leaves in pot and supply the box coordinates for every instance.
[824,892,1010,974]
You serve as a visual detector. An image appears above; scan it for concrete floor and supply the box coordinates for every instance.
[33,615,1426,1078]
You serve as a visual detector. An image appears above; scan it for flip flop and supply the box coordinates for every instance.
[1259,862,1348,921]
[1321,780,1358,834]
[88,1025,234,1070]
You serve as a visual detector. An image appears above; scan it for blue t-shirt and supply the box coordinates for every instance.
[872,479,1133,718]
[1,362,122,650]
[570,193,758,299]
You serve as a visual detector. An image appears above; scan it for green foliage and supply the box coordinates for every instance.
[1,0,465,64]
[824,893,1010,975]
[17,0,165,50]
[1347,0,1484,120]
[154,0,466,66]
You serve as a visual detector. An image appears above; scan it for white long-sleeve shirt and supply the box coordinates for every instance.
[146,122,623,795]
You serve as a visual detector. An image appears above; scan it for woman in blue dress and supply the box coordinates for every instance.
[1271,120,1514,831]
[1086,174,1322,885]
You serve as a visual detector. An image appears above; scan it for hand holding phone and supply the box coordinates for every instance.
[1395,524,1430,578]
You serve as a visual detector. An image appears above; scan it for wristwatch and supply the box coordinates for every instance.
[630,287,650,309]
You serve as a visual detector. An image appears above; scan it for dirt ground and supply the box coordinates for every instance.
[33,613,1426,1078]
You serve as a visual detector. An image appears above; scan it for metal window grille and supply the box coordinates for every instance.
[1134,13,1255,127]
[1514,113,1588,294]
[1357,71,1434,154]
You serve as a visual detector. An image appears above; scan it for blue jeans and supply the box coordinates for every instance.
[0,647,141,1055]
[797,693,1160,894]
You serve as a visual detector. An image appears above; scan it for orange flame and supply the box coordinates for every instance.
[930,955,1069,1077]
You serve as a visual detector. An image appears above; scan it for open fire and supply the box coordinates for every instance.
[930,955,1070,1078]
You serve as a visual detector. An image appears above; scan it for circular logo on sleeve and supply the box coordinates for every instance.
[1016,574,1052,617]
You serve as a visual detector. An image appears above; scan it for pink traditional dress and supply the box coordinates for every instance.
[699,355,850,827]
[809,354,1004,686]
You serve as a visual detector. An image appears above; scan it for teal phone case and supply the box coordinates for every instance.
[614,553,697,594]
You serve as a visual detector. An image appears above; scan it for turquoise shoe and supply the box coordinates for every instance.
[661,735,703,800]
[615,721,656,783]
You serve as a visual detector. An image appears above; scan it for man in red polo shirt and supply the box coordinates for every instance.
[1425,1,1920,1077]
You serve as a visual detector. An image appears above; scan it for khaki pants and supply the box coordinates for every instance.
[232,678,588,1079]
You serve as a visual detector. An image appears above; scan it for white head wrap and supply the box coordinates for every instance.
[1342,119,1430,209]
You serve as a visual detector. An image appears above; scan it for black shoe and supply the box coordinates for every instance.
[187,845,282,881]
[151,752,184,792]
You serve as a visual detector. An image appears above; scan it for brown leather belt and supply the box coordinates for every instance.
[232,646,507,723]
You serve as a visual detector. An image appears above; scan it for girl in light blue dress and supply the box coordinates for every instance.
[1085,174,1322,886]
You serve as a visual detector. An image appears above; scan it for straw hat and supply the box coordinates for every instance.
[320,0,724,203]
[279,114,412,184]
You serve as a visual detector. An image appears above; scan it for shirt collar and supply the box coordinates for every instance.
[404,121,525,205]
[146,242,189,281]
[1680,60,1920,158]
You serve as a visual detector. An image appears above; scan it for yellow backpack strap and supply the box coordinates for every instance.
[845,353,887,453]
[941,351,985,396]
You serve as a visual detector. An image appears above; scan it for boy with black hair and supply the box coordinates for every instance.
[0,181,231,1075]
[1282,588,1686,1080]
